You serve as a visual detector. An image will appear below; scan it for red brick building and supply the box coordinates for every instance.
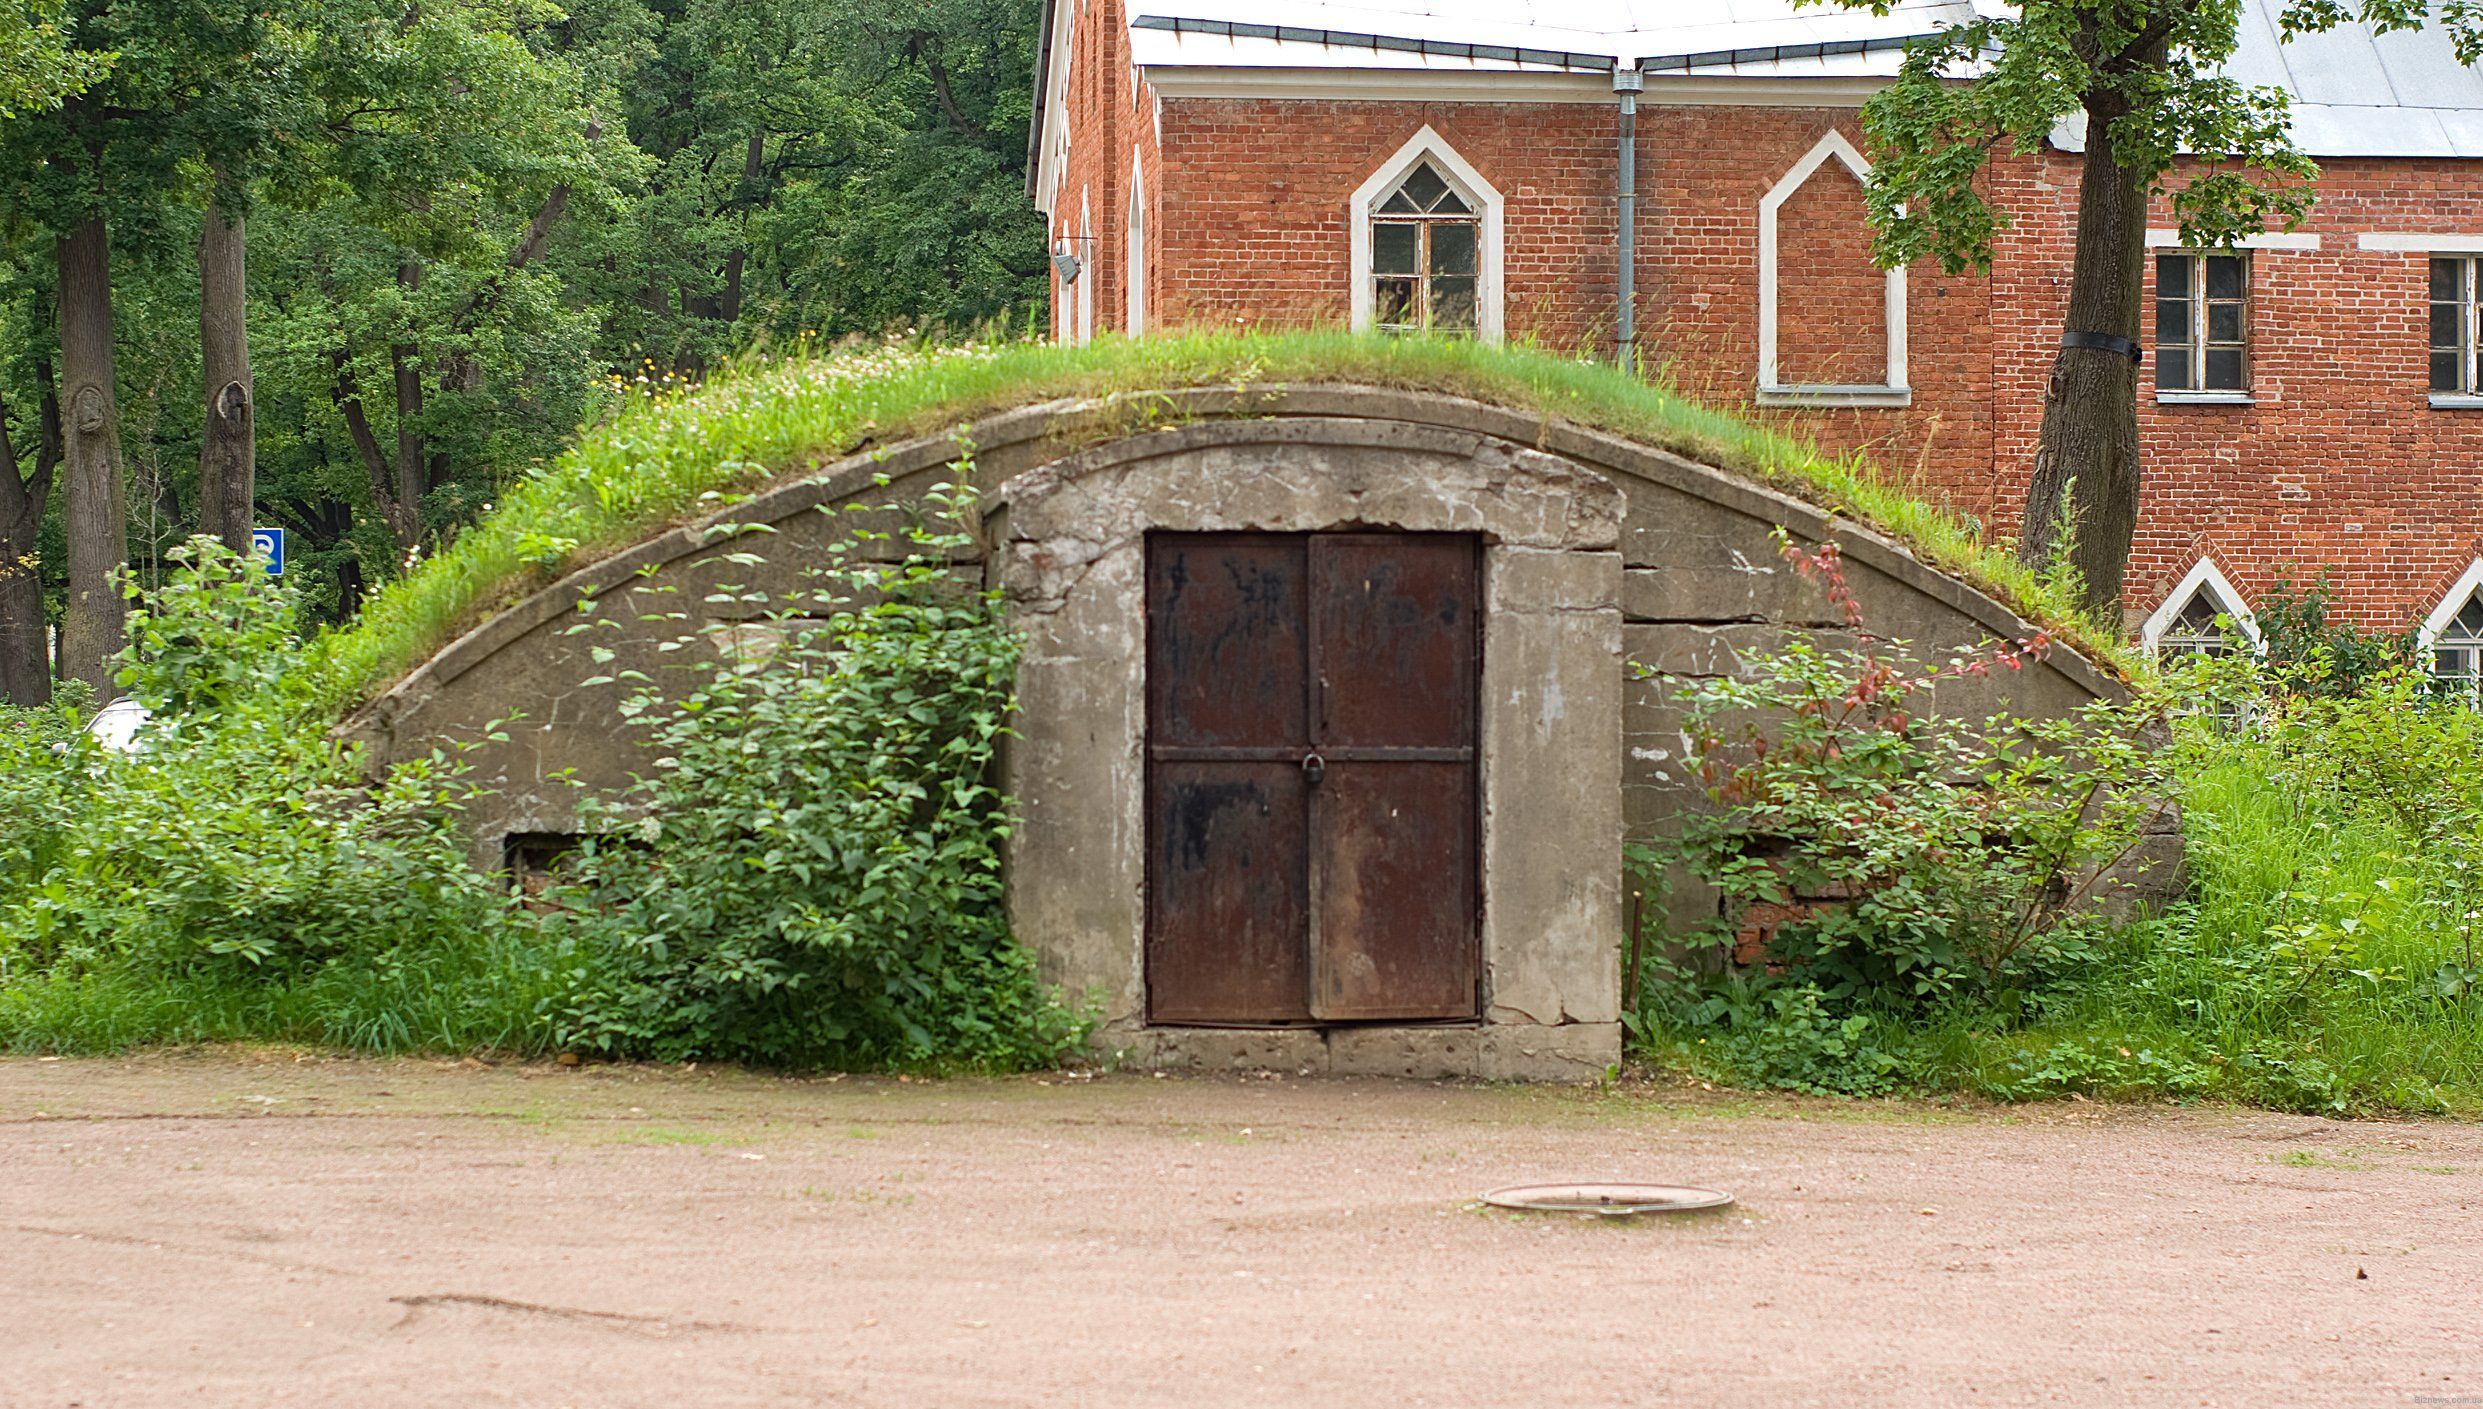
[1028,0,2483,681]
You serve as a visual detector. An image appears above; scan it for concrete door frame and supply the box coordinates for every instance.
[990,417,1627,1080]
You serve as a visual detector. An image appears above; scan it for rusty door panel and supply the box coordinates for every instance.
[1146,530,1478,1027]
[1148,763,1312,1024]
[1310,761,1478,1021]
[1147,534,1307,751]
[1306,534,1479,1022]
[1147,534,1312,1023]
[1310,535,1478,750]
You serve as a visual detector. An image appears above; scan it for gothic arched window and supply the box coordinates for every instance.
[1369,161,1479,335]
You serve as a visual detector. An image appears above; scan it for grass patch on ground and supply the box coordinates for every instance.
[0,930,567,1058]
[1637,713,2483,1118]
[318,330,2117,705]
[1926,743,2483,1116]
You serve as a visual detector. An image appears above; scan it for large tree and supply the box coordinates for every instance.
[1821,0,2483,618]
[0,0,108,118]
[296,0,625,556]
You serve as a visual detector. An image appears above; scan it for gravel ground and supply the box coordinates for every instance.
[4,1051,2481,1408]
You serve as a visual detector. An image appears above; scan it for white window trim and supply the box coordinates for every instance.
[1126,150,1147,337]
[2146,229,2320,251]
[1348,127,1504,343]
[2152,248,2256,403]
[2361,232,2483,253]
[2419,558,2483,648]
[2142,557,2264,655]
[1757,130,1909,408]
[1076,189,1095,347]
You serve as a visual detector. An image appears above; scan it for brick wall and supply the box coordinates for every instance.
[1772,157,1890,389]
[1045,81,2483,629]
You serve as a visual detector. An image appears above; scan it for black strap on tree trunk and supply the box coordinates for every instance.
[2061,329,2143,363]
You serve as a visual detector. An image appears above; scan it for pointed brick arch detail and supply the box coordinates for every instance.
[2421,557,2483,647]
[2142,555,2263,655]
[1757,130,1909,408]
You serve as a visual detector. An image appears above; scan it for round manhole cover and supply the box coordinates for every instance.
[1481,1182,1734,1216]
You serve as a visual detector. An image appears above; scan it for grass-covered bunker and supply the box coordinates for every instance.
[338,340,2123,1080]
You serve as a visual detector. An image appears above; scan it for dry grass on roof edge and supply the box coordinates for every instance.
[314,330,2128,710]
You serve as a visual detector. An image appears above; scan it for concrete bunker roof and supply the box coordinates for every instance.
[342,382,2122,731]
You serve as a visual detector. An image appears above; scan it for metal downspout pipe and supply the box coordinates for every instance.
[1614,64,1643,375]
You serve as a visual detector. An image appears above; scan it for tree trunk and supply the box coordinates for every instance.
[2017,89,2153,621]
[388,260,426,553]
[721,132,761,323]
[55,216,128,697]
[331,356,419,552]
[0,379,57,706]
[197,198,256,555]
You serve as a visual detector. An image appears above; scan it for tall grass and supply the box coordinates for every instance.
[1911,734,2483,1115]
[318,331,2120,706]
[0,930,570,1057]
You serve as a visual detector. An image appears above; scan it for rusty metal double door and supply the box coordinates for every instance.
[1146,531,1480,1025]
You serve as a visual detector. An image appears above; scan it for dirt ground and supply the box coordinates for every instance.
[4,1054,2481,1409]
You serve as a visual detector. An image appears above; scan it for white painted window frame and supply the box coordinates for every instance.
[2151,247,2257,406]
[1757,130,1909,409]
[2146,230,2321,251]
[2359,232,2483,253]
[2356,236,2483,408]
[1348,127,1504,343]
[1126,150,1147,337]
[2141,556,2263,656]
[1076,189,1095,347]
[2422,558,2483,705]
[2419,557,2483,648]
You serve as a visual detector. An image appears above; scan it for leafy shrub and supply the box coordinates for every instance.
[1629,533,2179,1096]
[1894,662,2483,1114]
[548,489,1082,1070]
[0,540,525,1014]
[1644,535,2169,1001]
[0,680,93,902]
[1663,979,1907,1096]
[2253,579,2418,700]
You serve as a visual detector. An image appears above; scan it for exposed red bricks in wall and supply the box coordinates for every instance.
[1045,75,2483,629]
[1773,159,1889,389]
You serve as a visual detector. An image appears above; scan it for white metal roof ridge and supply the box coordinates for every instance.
[1128,13,1951,73]
[1126,0,2483,158]
[1126,0,1972,63]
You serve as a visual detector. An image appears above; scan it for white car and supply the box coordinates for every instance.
[81,697,152,754]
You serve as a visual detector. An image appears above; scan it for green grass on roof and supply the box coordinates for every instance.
[318,330,2121,704]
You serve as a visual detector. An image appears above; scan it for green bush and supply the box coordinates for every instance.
[0,541,549,1054]
[0,680,92,903]
[0,542,521,980]
[2253,579,2418,699]
[1866,664,2483,1114]
[0,529,1077,1071]
[1637,534,2167,1012]
[545,493,1083,1070]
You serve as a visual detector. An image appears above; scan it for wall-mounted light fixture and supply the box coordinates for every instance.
[1051,234,1094,283]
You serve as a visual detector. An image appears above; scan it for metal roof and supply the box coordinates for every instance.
[1126,0,2483,157]
[1127,0,1967,71]
[2057,7,2483,158]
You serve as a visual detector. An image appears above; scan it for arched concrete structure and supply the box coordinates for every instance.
[343,385,2123,1079]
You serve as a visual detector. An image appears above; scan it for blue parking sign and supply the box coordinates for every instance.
[251,527,285,576]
